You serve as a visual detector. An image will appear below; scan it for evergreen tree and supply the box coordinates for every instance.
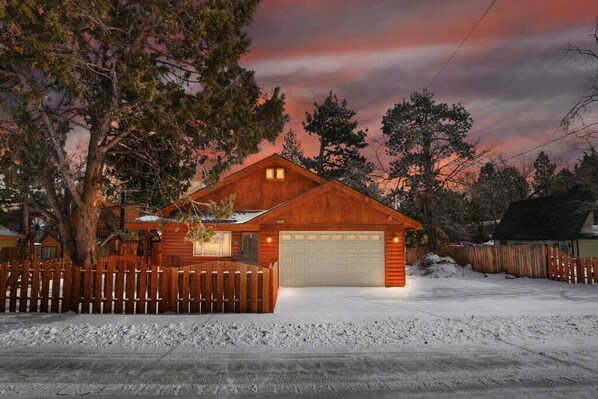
[382,90,478,252]
[0,1,287,266]
[575,151,598,197]
[302,92,368,181]
[280,129,304,164]
[532,151,556,197]
[548,167,577,195]
[467,161,529,241]
[341,159,384,201]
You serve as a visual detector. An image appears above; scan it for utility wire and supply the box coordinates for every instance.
[427,0,497,90]
[502,121,598,162]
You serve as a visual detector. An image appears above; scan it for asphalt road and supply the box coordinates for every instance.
[1,346,598,398]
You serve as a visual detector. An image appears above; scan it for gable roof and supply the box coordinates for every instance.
[250,180,422,230]
[0,225,24,239]
[159,154,326,216]
[493,190,596,241]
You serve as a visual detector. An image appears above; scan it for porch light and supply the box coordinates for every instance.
[266,236,272,243]
[393,236,399,243]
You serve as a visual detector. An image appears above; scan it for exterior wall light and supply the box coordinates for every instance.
[266,236,272,243]
[393,236,399,243]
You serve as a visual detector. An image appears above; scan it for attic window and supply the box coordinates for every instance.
[266,167,285,180]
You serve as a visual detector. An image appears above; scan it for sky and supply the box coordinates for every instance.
[241,0,598,169]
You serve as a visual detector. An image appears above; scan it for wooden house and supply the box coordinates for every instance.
[129,154,421,287]
[0,225,24,250]
[0,225,24,261]
[493,190,598,257]
[35,231,63,259]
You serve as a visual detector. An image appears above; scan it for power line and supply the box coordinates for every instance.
[503,121,598,162]
[427,0,497,90]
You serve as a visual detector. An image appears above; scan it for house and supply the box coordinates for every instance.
[36,231,63,259]
[493,190,598,257]
[0,225,24,261]
[128,154,421,287]
[0,224,24,249]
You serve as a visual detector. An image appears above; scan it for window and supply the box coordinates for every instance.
[266,167,285,180]
[193,232,232,256]
[41,246,57,259]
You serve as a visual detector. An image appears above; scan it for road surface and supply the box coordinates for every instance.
[1,345,597,398]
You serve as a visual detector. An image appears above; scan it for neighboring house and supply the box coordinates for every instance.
[129,154,421,287]
[0,224,24,249]
[493,190,598,257]
[36,231,63,259]
[0,225,24,261]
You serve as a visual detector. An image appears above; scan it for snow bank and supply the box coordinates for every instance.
[1,315,598,351]
[408,253,470,278]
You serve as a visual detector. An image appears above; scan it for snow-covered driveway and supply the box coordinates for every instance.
[1,267,598,398]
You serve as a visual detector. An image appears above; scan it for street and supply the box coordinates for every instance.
[1,345,598,398]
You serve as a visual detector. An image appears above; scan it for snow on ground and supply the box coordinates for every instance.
[408,253,471,278]
[1,265,598,353]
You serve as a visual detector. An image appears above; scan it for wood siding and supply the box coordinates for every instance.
[161,229,241,266]
[176,164,320,213]
[258,188,405,226]
[259,228,279,268]
[385,228,406,287]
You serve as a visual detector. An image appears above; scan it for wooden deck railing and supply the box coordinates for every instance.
[0,257,280,314]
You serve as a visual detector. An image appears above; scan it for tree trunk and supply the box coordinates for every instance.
[73,140,105,267]
[421,194,438,253]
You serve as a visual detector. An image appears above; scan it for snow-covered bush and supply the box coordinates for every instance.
[409,253,461,278]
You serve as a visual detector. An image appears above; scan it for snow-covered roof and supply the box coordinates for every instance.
[580,225,598,238]
[0,225,25,238]
[132,210,267,225]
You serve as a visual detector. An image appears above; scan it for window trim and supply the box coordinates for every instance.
[266,167,285,180]
[41,246,57,259]
[193,231,232,257]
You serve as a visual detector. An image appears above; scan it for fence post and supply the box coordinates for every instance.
[545,245,551,280]
[169,267,178,313]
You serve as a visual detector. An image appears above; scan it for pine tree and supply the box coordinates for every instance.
[575,151,598,197]
[280,129,304,164]
[382,90,479,252]
[467,161,529,241]
[532,151,556,197]
[0,1,287,266]
[302,92,368,181]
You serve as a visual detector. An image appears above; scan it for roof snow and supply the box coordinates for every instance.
[133,210,267,225]
[0,225,25,238]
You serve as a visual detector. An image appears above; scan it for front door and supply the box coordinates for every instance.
[240,232,259,265]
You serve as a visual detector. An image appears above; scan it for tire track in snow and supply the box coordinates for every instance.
[1,348,598,398]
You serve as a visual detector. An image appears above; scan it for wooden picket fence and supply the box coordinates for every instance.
[546,246,598,284]
[0,256,280,314]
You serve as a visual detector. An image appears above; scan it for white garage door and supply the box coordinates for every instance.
[279,231,385,287]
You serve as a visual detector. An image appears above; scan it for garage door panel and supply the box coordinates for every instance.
[279,231,384,287]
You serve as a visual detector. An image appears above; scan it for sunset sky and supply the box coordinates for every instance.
[242,0,598,168]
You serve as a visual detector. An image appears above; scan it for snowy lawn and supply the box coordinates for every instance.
[1,261,598,353]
